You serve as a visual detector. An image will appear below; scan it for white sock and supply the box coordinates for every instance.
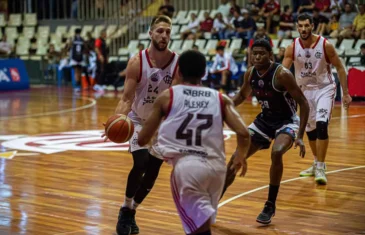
[132,200,139,210]
[123,197,133,209]
[317,162,325,169]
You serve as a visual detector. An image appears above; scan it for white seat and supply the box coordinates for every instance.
[203,39,218,55]
[179,10,199,25]
[194,39,207,51]
[37,26,50,39]
[93,25,105,38]
[81,25,94,38]
[170,40,183,51]
[23,13,37,26]
[55,26,68,38]
[229,38,242,53]
[181,40,194,52]
[23,27,35,39]
[138,33,149,40]
[339,39,355,56]
[280,39,293,48]
[5,27,18,41]
[197,10,209,21]
[8,14,22,27]
[0,14,6,27]
[173,11,188,25]
[171,25,181,36]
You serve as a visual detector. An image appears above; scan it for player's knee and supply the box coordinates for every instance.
[306,129,317,141]
[271,148,284,164]
[316,121,328,140]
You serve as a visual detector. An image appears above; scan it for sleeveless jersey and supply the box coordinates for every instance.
[293,36,336,89]
[70,36,84,62]
[131,49,178,121]
[157,85,225,165]
[250,63,297,120]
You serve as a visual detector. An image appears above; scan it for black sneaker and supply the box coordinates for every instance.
[116,207,132,235]
[130,209,139,234]
[256,201,276,224]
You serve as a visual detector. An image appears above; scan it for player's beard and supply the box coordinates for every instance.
[300,30,312,40]
[152,39,168,51]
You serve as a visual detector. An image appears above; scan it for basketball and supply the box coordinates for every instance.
[105,114,134,143]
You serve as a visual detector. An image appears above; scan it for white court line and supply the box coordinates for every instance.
[218,165,365,208]
[332,114,365,120]
[0,96,96,121]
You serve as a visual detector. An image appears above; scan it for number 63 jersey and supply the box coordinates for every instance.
[156,85,226,166]
[131,49,179,121]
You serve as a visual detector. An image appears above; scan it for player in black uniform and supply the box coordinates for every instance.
[70,28,85,91]
[221,39,310,224]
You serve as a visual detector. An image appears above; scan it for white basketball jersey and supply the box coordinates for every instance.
[131,49,179,121]
[156,85,225,165]
[293,36,336,89]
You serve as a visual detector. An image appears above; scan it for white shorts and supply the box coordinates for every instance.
[170,156,226,234]
[303,84,336,132]
[128,111,162,159]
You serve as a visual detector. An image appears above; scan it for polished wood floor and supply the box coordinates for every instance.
[0,87,364,235]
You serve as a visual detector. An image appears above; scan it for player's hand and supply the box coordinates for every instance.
[101,122,108,142]
[230,156,247,177]
[294,138,305,158]
[342,94,352,110]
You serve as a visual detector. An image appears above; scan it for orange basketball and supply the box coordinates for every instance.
[105,114,134,143]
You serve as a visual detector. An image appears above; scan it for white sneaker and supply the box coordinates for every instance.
[299,162,316,177]
[315,168,327,185]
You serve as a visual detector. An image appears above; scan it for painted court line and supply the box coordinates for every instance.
[218,165,365,208]
[0,96,96,121]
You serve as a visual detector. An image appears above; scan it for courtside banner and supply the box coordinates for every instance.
[0,59,30,91]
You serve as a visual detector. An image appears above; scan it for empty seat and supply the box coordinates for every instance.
[23,13,37,26]
[8,14,22,27]
[23,27,35,39]
[0,14,6,27]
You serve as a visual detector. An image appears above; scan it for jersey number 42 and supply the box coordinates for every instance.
[176,113,213,146]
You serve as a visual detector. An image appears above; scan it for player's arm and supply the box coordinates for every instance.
[276,67,309,157]
[138,89,170,146]
[325,41,352,109]
[232,67,253,107]
[282,43,294,69]
[222,94,251,176]
[114,54,140,115]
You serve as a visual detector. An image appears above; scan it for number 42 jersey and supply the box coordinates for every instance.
[156,85,226,165]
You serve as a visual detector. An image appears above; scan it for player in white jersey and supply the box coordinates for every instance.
[282,13,352,185]
[104,15,179,235]
[138,50,250,235]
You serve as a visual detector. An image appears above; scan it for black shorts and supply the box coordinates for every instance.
[248,113,299,149]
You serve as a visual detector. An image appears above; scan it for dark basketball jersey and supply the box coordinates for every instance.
[250,63,297,120]
[71,36,84,62]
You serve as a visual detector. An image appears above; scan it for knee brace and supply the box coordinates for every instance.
[316,121,328,140]
[306,129,317,141]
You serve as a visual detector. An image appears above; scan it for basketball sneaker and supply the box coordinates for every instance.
[315,167,327,185]
[130,209,139,234]
[116,207,132,235]
[256,201,276,224]
[299,162,316,177]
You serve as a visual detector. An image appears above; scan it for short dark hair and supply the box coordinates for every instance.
[284,5,290,12]
[75,28,82,34]
[251,39,272,52]
[178,50,206,81]
[297,12,313,24]
[150,15,172,29]
[216,45,225,51]
[361,43,365,49]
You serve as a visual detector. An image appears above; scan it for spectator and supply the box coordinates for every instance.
[46,44,61,80]
[225,8,245,39]
[229,0,241,17]
[158,0,175,18]
[0,35,13,57]
[217,0,231,18]
[259,0,280,33]
[180,13,200,40]
[330,0,342,15]
[275,47,285,64]
[297,0,315,14]
[332,4,356,39]
[312,8,330,35]
[209,45,238,93]
[85,31,95,51]
[278,5,294,40]
[212,12,229,40]
[94,29,109,91]
[327,14,340,37]
[241,9,256,45]
[315,0,331,16]
[352,4,365,39]
[361,43,365,65]
[196,12,214,39]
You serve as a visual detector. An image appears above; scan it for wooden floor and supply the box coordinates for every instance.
[0,87,365,235]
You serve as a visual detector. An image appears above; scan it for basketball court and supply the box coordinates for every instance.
[0,87,364,235]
